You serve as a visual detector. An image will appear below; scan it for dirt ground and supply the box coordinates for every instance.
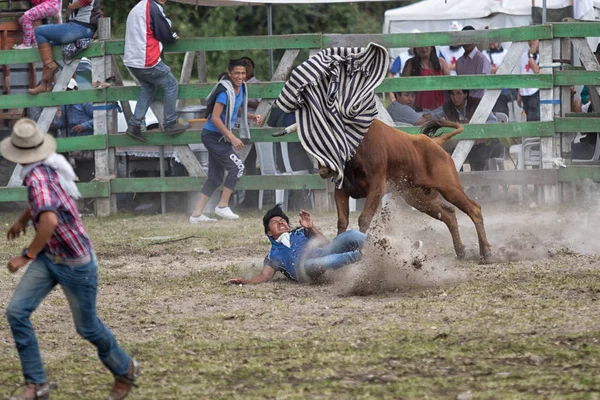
[0,196,599,399]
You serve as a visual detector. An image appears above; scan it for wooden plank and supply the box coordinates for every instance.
[554,70,600,86]
[451,41,528,171]
[375,96,395,126]
[93,18,117,215]
[0,89,105,110]
[559,37,574,202]
[196,51,207,84]
[109,175,327,193]
[0,42,103,65]
[103,34,322,55]
[458,169,558,186]
[555,117,600,132]
[56,135,106,152]
[0,182,109,202]
[176,51,195,110]
[325,25,552,48]
[378,74,553,93]
[110,55,133,125]
[0,73,563,111]
[539,39,559,204]
[553,22,600,38]
[558,165,600,181]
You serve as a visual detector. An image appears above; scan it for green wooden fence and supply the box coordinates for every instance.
[0,22,599,204]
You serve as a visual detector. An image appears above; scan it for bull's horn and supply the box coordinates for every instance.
[272,123,298,137]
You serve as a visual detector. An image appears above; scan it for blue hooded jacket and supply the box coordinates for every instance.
[264,227,313,281]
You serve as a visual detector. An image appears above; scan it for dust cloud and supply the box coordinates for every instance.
[320,182,600,295]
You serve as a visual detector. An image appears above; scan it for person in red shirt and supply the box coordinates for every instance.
[1,118,140,400]
[402,46,450,111]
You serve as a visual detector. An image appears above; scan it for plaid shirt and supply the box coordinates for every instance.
[24,165,92,259]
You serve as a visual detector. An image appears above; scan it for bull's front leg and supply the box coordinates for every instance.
[334,188,351,235]
[358,179,385,233]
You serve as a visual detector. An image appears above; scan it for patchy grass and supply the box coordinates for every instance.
[0,210,599,399]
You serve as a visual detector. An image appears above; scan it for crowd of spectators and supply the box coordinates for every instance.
[385,22,549,172]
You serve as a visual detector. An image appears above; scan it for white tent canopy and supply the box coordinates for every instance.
[383,0,598,35]
[172,0,396,6]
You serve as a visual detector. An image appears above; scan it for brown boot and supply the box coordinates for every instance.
[28,43,59,95]
[106,359,141,400]
[9,382,57,400]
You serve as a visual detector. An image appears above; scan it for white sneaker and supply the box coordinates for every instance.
[215,206,239,220]
[12,43,32,50]
[189,214,217,223]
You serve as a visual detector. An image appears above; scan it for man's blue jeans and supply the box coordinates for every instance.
[128,61,179,128]
[304,230,366,274]
[35,22,94,46]
[6,253,131,384]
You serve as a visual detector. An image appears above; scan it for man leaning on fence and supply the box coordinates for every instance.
[1,119,140,400]
[123,0,190,142]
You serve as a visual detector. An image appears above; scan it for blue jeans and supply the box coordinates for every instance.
[6,253,131,384]
[304,230,366,274]
[128,61,179,127]
[35,22,94,46]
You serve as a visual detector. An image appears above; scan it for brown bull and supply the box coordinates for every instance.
[319,119,491,261]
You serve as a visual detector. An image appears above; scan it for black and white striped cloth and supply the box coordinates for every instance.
[275,42,389,188]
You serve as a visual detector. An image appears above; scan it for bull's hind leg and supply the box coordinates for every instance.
[401,188,466,259]
[436,185,491,261]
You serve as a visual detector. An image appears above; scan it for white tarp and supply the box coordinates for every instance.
[384,0,598,35]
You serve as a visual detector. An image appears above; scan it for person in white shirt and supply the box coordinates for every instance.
[483,40,512,116]
[438,21,464,76]
[517,40,541,122]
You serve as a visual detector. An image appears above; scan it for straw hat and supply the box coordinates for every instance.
[1,118,56,164]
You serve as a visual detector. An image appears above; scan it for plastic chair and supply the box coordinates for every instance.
[572,133,600,164]
[255,143,286,210]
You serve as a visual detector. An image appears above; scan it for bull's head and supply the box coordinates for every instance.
[318,164,336,179]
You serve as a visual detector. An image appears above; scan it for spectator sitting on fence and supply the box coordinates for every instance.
[387,91,438,126]
[123,0,190,142]
[455,26,492,100]
[27,0,101,95]
[443,89,502,171]
[189,59,262,223]
[241,56,261,115]
[13,0,61,50]
[226,204,366,285]
[402,46,450,111]
[438,20,465,76]
[517,40,541,122]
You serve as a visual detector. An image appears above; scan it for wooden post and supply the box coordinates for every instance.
[559,37,574,202]
[93,18,117,215]
[539,39,559,205]
[176,51,195,110]
[451,41,527,170]
[196,51,207,84]
[110,55,133,127]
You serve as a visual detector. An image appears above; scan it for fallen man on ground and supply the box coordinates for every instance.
[226,204,366,285]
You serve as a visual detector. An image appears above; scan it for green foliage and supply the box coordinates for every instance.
[106,1,413,81]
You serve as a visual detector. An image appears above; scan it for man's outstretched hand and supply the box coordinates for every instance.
[298,210,314,230]
[226,278,249,285]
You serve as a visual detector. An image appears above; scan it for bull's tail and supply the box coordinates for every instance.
[421,119,463,146]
